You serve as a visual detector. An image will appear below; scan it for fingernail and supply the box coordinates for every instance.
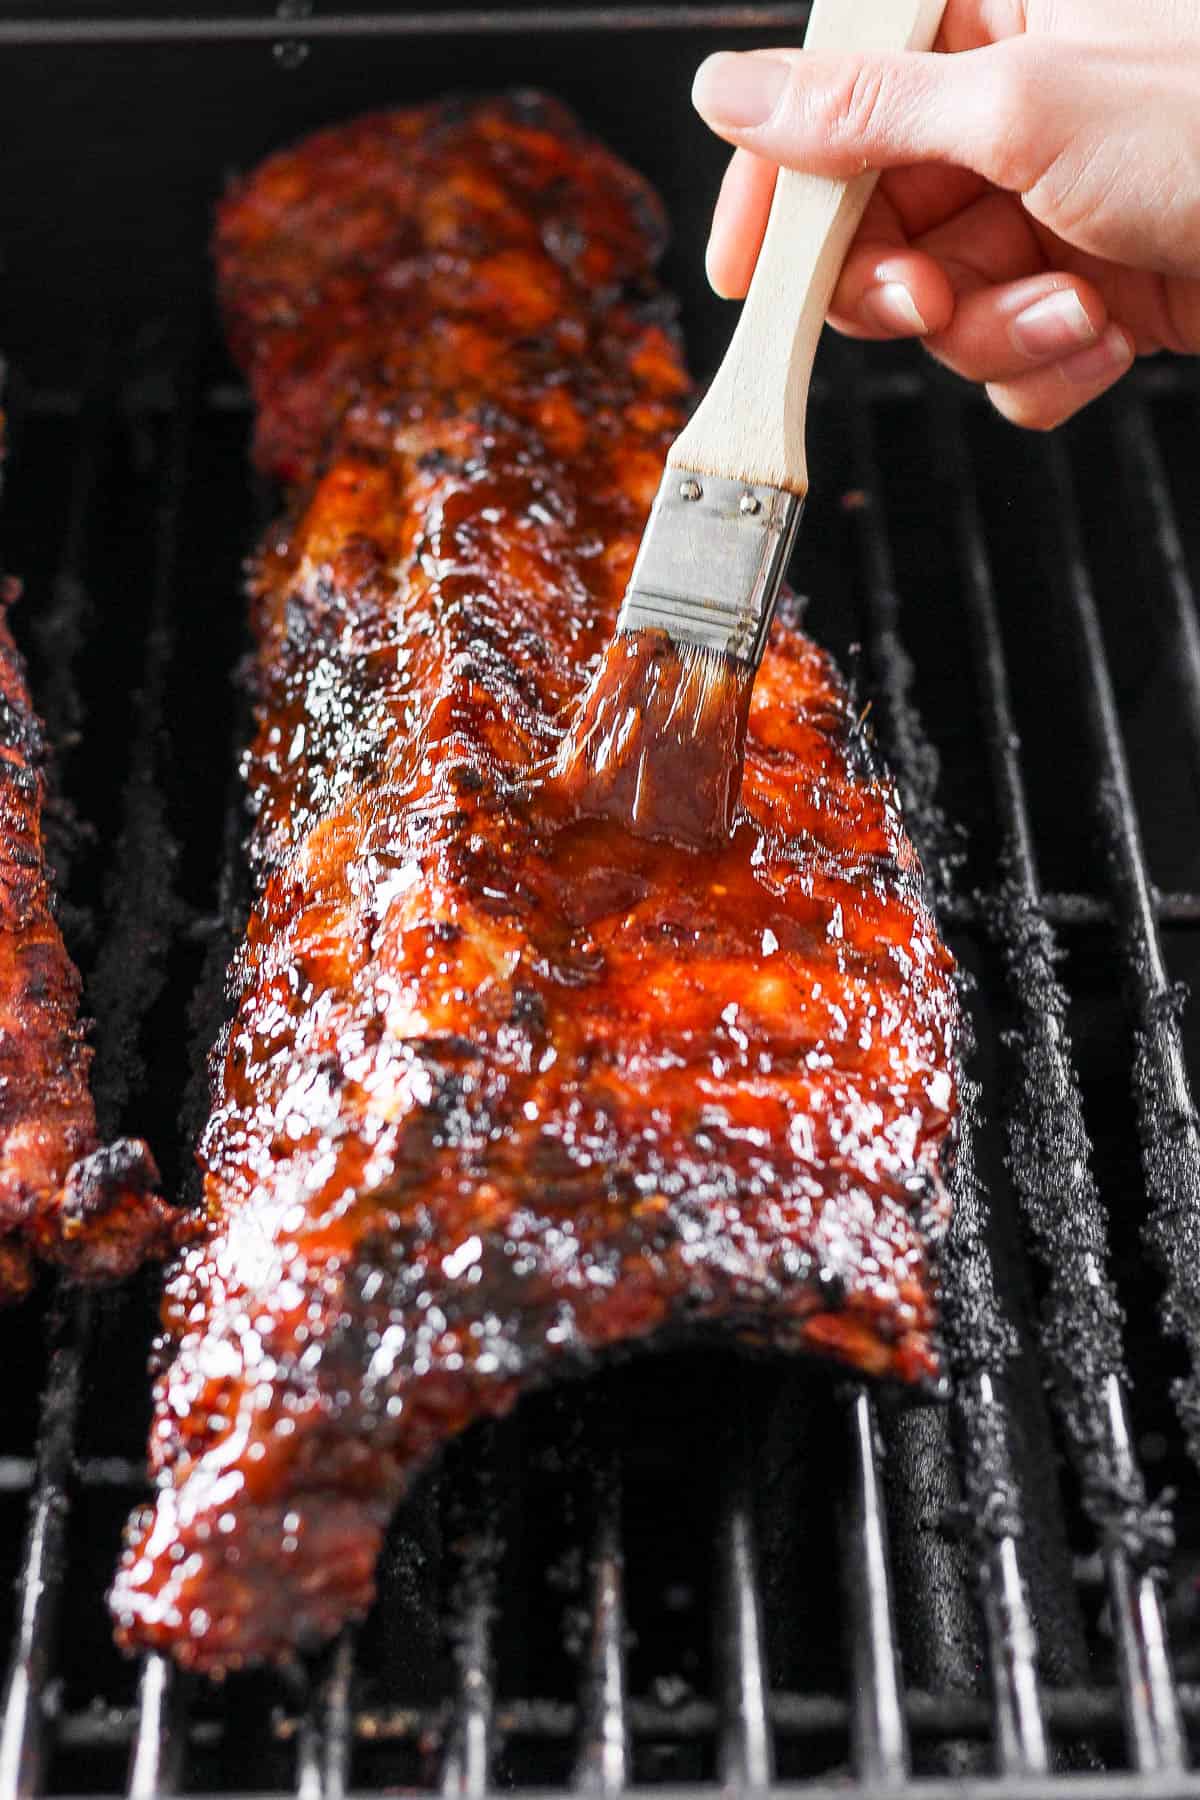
[693,52,789,128]
[1010,289,1097,360]
[862,282,929,336]
[1060,323,1133,385]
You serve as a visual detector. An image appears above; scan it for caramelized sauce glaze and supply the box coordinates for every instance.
[550,631,756,849]
[110,95,958,1673]
[0,592,168,1300]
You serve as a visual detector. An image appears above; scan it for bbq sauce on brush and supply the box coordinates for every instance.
[549,628,755,851]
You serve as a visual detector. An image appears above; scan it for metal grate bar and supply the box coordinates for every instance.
[1102,1385,1184,1775]
[573,1460,630,1794]
[716,1461,773,1790]
[295,1660,325,1800]
[1043,432,1200,1511]
[844,370,1049,1776]
[957,1372,1049,1777]
[1112,396,1200,759]
[0,1457,143,1494]
[843,1392,908,1785]
[939,892,1200,931]
[296,1632,357,1799]
[50,1676,1200,1756]
[22,361,1193,431]
[441,1454,500,1799]
[441,1585,495,1796]
[327,1631,358,1798]
[295,1712,322,1800]
[0,1300,89,1798]
[47,1778,1200,1800]
[0,5,812,47]
[877,1401,990,1777]
[126,1655,187,1799]
[933,385,1183,1776]
[999,892,1200,930]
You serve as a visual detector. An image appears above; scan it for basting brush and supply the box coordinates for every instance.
[554,0,948,849]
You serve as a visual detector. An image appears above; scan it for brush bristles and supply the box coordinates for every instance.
[551,628,755,849]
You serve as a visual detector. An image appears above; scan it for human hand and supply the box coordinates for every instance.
[692,0,1200,428]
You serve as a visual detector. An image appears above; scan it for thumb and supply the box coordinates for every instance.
[691,43,1057,195]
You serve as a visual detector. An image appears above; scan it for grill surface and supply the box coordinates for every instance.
[4,8,1200,1797]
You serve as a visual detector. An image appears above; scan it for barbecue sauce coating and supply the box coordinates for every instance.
[111,96,958,1672]
[0,592,168,1301]
[551,632,757,849]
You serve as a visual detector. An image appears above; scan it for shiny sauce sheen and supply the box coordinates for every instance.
[110,96,960,1678]
[549,629,756,850]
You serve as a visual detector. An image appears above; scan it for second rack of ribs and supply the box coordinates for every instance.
[111,95,959,1673]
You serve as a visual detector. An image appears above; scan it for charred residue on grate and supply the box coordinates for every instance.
[0,340,261,1795]
[967,392,1200,1508]
[834,363,1058,1777]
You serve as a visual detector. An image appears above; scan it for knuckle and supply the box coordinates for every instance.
[983,44,1048,190]
[1022,149,1107,245]
[814,58,890,153]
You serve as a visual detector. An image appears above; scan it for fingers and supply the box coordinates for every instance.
[924,273,1110,384]
[985,325,1134,430]
[921,268,1132,425]
[692,39,1200,281]
[710,148,956,336]
[830,260,1131,424]
[692,43,1145,430]
[703,149,1133,424]
[706,148,776,299]
[827,243,954,339]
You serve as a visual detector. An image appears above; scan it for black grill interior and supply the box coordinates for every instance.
[4,7,1200,1796]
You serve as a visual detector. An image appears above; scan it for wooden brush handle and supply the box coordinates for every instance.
[668,0,948,496]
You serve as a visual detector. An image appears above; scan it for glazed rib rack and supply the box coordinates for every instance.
[5,7,1200,1797]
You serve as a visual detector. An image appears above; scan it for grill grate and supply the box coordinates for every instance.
[4,162,1200,1800]
[0,7,817,49]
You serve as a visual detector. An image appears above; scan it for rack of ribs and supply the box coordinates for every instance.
[110,94,959,1672]
[0,574,168,1302]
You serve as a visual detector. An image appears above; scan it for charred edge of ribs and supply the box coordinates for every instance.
[110,94,959,1672]
[114,1286,949,1674]
[0,579,175,1302]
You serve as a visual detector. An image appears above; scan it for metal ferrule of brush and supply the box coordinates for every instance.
[615,469,804,667]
